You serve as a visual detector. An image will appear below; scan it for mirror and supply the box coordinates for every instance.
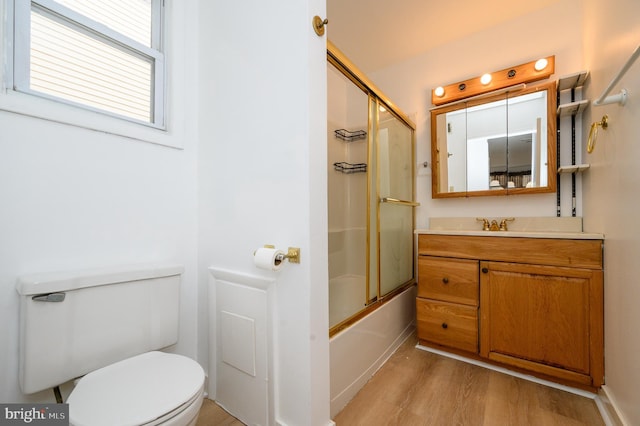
[431,82,556,198]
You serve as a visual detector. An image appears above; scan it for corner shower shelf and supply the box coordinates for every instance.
[333,162,367,174]
[334,129,367,142]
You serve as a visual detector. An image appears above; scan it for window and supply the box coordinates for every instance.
[9,0,164,127]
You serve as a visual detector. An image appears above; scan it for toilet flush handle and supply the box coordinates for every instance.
[32,292,66,302]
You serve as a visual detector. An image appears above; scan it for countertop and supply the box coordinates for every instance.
[417,217,604,240]
[415,229,604,240]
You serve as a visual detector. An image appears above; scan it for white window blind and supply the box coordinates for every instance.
[12,0,164,126]
[54,0,152,47]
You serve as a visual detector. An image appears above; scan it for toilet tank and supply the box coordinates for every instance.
[16,263,184,394]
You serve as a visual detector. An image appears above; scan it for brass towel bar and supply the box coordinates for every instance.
[380,197,420,207]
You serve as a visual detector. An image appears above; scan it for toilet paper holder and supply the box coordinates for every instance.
[261,245,301,264]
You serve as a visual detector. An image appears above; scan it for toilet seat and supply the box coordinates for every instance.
[67,351,205,426]
[141,389,204,426]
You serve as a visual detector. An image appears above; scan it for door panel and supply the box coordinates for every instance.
[480,261,592,374]
[378,109,416,296]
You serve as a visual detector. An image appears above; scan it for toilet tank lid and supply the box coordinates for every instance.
[16,263,184,296]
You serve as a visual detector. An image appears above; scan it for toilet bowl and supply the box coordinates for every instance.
[68,351,204,426]
[16,264,205,426]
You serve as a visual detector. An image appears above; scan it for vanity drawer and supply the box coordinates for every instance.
[418,256,479,306]
[416,298,478,353]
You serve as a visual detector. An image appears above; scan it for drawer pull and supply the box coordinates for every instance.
[441,322,448,329]
[442,277,449,284]
[482,267,489,273]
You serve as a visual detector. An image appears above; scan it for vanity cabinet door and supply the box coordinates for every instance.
[480,261,604,387]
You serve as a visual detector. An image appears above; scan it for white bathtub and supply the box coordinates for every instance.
[329,285,416,418]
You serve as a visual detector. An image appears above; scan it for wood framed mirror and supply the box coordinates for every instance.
[431,82,557,198]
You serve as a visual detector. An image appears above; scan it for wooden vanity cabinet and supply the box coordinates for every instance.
[417,234,604,389]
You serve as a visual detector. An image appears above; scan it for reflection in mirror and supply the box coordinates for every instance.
[431,82,556,198]
[487,133,532,189]
[465,97,507,191]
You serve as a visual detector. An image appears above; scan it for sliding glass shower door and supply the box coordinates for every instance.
[327,44,416,334]
[377,106,416,296]
[328,61,369,329]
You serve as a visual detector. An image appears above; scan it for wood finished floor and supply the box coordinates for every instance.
[196,399,243,426]
[198,333,604,426]
[334,334,604,426]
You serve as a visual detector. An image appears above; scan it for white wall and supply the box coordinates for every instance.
[198,0,332,424]
[369,0,585,228]
[582,0,640,424]
[0,0,200,403]
[0,0,334,422]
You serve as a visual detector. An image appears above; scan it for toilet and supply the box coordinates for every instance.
[16,264,205,426]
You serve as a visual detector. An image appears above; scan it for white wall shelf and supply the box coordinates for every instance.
[556,70,590,217]
[557,100,590,117]
[557,71,589,91]
[558,164,591,174]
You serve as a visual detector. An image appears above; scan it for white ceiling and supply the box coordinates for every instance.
[326,0,562,73]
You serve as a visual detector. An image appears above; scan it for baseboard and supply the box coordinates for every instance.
[415,344,596,399]
[276,420,336,426]
[596,385,628,426]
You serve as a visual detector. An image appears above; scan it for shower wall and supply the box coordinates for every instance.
[327,63,368,248]
[327,116,367,282]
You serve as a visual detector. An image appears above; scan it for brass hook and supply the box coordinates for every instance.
[587,115,608,154]
[313,16,328,36]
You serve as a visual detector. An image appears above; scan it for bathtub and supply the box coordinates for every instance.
[329,284,416,418]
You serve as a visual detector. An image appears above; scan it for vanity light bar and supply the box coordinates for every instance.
[431,55,555,106]
[428,83,526,110]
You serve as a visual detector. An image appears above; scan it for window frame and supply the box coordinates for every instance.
[3,0,167,132]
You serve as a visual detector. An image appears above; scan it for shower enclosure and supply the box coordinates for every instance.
[327,43,417,334]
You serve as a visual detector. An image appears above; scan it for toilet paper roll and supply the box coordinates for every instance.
[254,247,286,271]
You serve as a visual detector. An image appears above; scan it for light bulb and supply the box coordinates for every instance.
[534,58,548,71]
[434,86,445,97]
[480,73,492,85]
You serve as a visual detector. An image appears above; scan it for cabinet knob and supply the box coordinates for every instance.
[442,277,449,284]
[441,322,448,329]
[482,267,489,273]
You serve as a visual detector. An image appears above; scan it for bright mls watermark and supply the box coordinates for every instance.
[0,404,68,425]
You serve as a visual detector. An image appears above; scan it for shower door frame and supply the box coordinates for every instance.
[328,41,417,337]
